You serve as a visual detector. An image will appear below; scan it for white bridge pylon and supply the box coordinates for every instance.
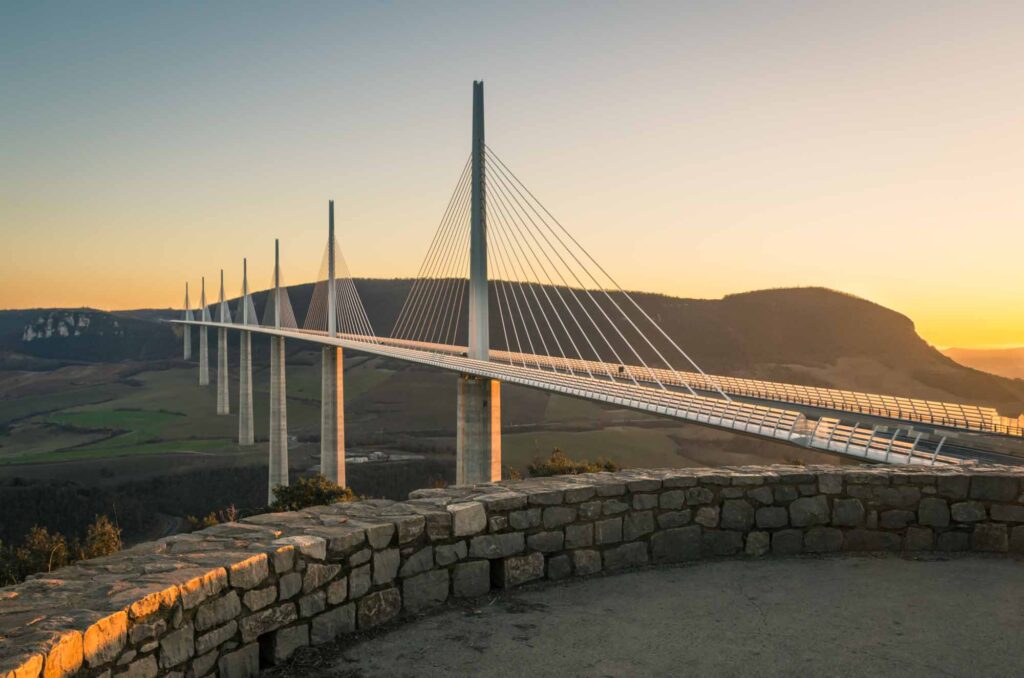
[175,81,1020,500]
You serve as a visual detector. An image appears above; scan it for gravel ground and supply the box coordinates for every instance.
[267,555,1024,678]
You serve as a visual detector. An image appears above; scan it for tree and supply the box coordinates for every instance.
[528,448,620,477]
[270,475,356,512]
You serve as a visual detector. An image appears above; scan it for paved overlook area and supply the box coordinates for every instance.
[271,556,1024,678]
[4,465,1024,678]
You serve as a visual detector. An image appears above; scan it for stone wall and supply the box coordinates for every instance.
[4,464,1024,678]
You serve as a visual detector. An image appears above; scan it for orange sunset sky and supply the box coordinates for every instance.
[1,2,1022,349]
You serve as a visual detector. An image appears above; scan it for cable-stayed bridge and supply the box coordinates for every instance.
[174,82,1022,501]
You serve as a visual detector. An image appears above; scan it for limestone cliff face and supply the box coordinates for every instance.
[21,311,102,342]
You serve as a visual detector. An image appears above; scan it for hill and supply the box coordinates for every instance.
[942,347,1024,380]
[2,284,1022,415]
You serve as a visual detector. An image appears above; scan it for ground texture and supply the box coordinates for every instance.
[269,555,1024,678]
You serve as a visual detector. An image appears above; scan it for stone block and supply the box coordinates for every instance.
[602,499,629,515]
[128,620,166,645]
[543,506,577,528]
[604,542,649,571]
[831,498,864,527]
[489,516,508,532]
[348,548,371,567]
[528,488,565,505]
[299,591,326,618]
[626,477,662,492]
[563,485,597,503]
[435,541,468,566]
[348,564,371,599]
[972,523,1009,552]
[747,486,774,506]
[527,530,565,553]
[366,523,397,549]
[577,501,602,520]
[448,502,487,536]
[879,510,915,529]
[327,578,348,605]
[119,655,157,678]
[494,552,545,588]
[84,611,127,667]
[373,548,400,585]
[195,620,237,656]
[272,536,326,561]
[773,485,798,503]
[452,560,491,598]
[278,572,302,601]
[843,529,900,552]
[469,532,525,559]
[804,527,843,553]
[403,569,449,612]
[565,523,594,549]
[951,501,987,523]
[990,504,1024,523]
[239,603,297,643]
[572,549,602,575]
[509,508,542,529]
[685,487,714,505]
[196,591,241,632]
[633,494,658,510]
[393,515,426,544]
[970,476,1019,502]
[745,531,769,556]
[771,529,803,556]
[702,530,743,556]
[694,506,719,528]
[623,511,655,541]
[756,506,787,529]
[228,555,269,590]
[1011,526,1024,553]
[818,473,843,495]
[266,625,308,665]
[179,569,228,610]
[721,500,754,530]
[158,624,194,669]
[357,588,402,629]
[547,554,572,580]
[303,563,341,594]
[311,604,356,645]
[242,586,276,612]
[190,650,218,678]
[937,530,970,552]
[904,526,933,551]
[789,495,829,527]
[218,643,259,678]
[659,490,686,510]
[721,487,745,499]
[399,546,434,578]
[651,526,701,563]
[594,517,623,545]
[936,475,969,500]
[657,510,692,528]
[918,498,950,527]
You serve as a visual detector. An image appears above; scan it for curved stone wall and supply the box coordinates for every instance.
[3,464,1024,678]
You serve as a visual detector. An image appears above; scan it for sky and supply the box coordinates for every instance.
[1,1,1022,349]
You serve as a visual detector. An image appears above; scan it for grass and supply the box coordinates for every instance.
[502,426,685,471]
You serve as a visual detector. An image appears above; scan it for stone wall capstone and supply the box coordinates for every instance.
[3,464,1024,678]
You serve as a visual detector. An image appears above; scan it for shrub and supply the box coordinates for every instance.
[270,475,356,512]
[81,515,122,559]
[527,448,620,477]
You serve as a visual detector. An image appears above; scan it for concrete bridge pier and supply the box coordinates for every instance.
[198,327,209,385]
[320,346,345,487]
[268,335,289,504]
[183,325,191,360]
[238,331,254,445]
[216,327,229,414]
[456,374,501,484]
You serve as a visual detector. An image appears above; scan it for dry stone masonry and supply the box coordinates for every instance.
[4,464,1024,677]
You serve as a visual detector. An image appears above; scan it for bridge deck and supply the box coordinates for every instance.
[175,320,974,466]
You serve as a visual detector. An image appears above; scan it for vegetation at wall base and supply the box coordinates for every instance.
[270,475,357,512]
[0,515,122,585]
[528,448,621,477]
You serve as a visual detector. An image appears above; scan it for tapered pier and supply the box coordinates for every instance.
[238,258,254,446]
[457,80,502,484]
[183,282,192,360]
[199,277,210,386]
[216,270,230,415]
[320,200,346,487]
[267,240,289,503]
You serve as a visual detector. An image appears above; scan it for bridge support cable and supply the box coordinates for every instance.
[391,164,472,344]
[484,146,728,401]
[391,156,471,341]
